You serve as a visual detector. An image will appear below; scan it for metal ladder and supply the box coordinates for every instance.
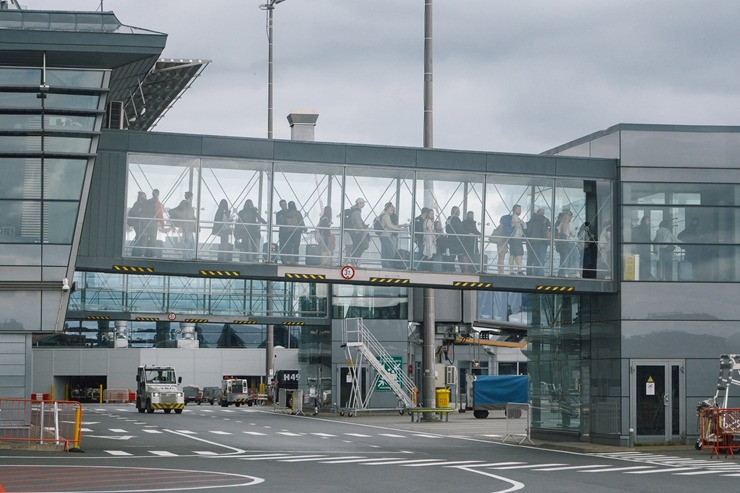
[712,354,740,408]
[341,318,416,415]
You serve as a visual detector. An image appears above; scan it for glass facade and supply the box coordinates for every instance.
[69,271,327,318]
[125,153,614,280]
[0,67,103,247]
[622,182,740,281]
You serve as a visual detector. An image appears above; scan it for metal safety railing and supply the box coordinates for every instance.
[0,398,83,451]
[699,407,740,458]
[503,403,533,445]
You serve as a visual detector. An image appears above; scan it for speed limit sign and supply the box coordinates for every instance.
[341,265,355,280]
[167,312,176,321]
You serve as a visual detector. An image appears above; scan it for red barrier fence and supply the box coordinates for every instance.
[103,389,135,403]
[699,407,740,458]
[0,398,82,451]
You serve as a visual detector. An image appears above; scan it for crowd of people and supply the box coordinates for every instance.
[127,193,614,277]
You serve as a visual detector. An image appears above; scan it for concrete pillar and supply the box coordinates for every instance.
[178,322,199,348]
[114,321,128,348]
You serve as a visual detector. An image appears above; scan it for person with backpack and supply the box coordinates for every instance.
[378,202,408,269]
[445,206,465,272]
[212,199,234,262]
[169,191,196,259]
[499,204,525,275]
[525,207,551,276]
[282,201,305,265]
[413,208,430,255]
[127,191,148,256]
[346,198,369,266]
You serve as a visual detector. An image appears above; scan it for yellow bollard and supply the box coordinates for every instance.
[70,406,82,451]
[99,384,104,404]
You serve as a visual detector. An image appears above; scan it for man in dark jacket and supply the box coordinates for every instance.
[526,207,551,276]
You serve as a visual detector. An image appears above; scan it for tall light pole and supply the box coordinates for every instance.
[421,0,437,416]
[259,0,285,393]
[260,0,285,139]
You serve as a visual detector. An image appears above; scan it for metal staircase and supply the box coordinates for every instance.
[341,318,417,415]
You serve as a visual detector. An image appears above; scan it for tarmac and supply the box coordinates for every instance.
[310,407,709,458]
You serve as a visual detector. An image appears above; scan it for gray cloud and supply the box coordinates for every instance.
[27,0,740,153]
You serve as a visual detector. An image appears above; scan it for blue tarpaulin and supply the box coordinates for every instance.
[473,375,529,407]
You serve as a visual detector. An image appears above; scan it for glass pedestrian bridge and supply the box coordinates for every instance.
[103,136,617,297]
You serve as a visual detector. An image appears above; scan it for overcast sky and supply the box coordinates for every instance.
[26,0,740,154]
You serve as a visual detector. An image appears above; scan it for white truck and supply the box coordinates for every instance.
[220,375,254,407]
[135,365,185,414]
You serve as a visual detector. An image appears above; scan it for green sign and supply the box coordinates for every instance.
[375,355,403,392]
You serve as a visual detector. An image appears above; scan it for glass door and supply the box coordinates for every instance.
[630,360,684,444]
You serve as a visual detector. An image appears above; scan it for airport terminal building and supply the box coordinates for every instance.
[1,6,739,446]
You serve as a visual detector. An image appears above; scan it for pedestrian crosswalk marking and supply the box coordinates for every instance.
[109,428,127,433]
[580,466,654,473]
[239,455,294,461]
[675,470,731,475]
[105,450,132,456]
[469,462,526,468]
[626,467,699,474]
[491,463,566,470]
[277,455,329,462]
[320,457,400,464]
[142,429,163,434]
[210,431,232,435]
[311,433,337,437]
[363,459,444,466]
[345,433,371,437]
[150,451,178,456]
[407,461,484,467]
[535,465,608,471]
[243,431,267,435]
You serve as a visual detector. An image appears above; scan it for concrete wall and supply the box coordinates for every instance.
[32,347,299,399]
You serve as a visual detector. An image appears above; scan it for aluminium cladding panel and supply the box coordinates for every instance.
[77,149,128,261]
[0,333,31,398]
[417,148,487,172]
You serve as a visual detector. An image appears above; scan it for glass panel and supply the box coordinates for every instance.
[0,158,41,199]
[44,136,92,153]
[636,365,665,435]
[126,154,201,260]
[0,92,41,109]
[671,365,680,435]
[201,158,272,264]
[332,285,408,320]
[340,166,415,270]
[485,174,554,276]
[44,114,96,131]
[45,201,79,244]
[44,159,87,200]
[44,93,100,110]
[46,69,105,89]
[528,294,583,432]
[0,200,41,243]
[414,170,484,274]
[0,114,42,131]
[623,182,740,207]
[622,204,740,282]
[0,68,40,85]
[0,136,41,153]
